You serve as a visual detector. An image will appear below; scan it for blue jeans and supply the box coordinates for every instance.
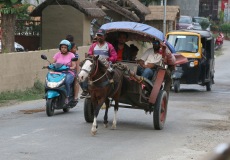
[137,66,154,80]
[65,73,74,97]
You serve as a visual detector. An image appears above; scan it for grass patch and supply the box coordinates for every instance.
[0,80,44,106]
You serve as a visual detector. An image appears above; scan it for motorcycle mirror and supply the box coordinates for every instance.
[71,57,78,61]
[41,54,52,64]
[41,55,47,60]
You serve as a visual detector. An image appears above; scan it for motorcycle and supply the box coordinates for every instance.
[41,54,78,116]
[215,32,224,50]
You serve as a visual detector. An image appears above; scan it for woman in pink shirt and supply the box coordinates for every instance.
[53,40,76,104]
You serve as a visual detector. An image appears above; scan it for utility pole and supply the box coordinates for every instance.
[228,0,230,22]
[163,0,167,36]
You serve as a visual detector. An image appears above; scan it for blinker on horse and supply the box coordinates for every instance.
[78,55,126,135]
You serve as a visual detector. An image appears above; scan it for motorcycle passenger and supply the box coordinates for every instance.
[52,40,76,104]
[70,42,80,103]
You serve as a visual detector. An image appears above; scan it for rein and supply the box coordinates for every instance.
[89,70,108,83]
[81,57,111,85]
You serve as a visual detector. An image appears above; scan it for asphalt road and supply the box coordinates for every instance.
[0,42,230,160]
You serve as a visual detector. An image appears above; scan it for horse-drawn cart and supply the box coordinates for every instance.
[79,22,177,134]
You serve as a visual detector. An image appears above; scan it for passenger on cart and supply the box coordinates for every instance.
[113,32,131,61]
[136,40,163,80]
[129,44,139,61]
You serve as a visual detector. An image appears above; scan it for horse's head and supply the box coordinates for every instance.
[78,55,100,82]
[78,55,111,82]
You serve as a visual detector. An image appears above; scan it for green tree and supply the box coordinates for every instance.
[219,11,224,24]
[0,0,37,53]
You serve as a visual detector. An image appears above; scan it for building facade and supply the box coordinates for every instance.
[199,0,219,20]
[167,0,199,17]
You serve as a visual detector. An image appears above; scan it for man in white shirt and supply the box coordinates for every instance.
[136,40,162,80]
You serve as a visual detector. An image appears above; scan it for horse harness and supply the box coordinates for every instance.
[85,58,127,96]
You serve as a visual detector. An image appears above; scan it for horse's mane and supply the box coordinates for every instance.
[97,59,108,71]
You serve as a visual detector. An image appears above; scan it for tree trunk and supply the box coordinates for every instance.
[1,13,16,53]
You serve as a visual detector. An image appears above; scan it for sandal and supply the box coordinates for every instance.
[73,98,79,103]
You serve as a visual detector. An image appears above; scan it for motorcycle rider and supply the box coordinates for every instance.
[52,40,76,104]
[216,32,224,45]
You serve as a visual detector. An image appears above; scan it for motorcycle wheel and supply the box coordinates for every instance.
[46,99,55,117]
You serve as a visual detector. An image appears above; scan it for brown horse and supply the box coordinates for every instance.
[78,55,125,135]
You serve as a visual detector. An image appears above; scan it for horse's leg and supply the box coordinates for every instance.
[91,102,101,135]
[112,100,118,129]
[103,98,110,128]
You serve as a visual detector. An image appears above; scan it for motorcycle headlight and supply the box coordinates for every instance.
[46,78,65,88]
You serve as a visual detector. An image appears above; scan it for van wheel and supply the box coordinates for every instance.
[174,80,180,93]
[206,81,212,91]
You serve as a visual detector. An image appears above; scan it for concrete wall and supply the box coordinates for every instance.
[168,0,199,17]
[42,5,91,49]
[0,46,90,93]
[0,42,151,93]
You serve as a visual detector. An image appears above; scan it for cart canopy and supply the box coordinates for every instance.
[100,21,176,53]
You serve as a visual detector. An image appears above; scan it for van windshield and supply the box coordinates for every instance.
[167,35,199,53]
[178,16,192,24]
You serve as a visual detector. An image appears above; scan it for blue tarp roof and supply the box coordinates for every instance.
[100,21,176,53]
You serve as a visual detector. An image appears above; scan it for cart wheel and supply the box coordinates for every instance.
[174,80,180,93]
[84,98,94,122]
[154,90,168,130]
[206,81,212,91]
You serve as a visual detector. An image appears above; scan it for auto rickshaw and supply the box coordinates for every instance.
[166,30,215,92]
